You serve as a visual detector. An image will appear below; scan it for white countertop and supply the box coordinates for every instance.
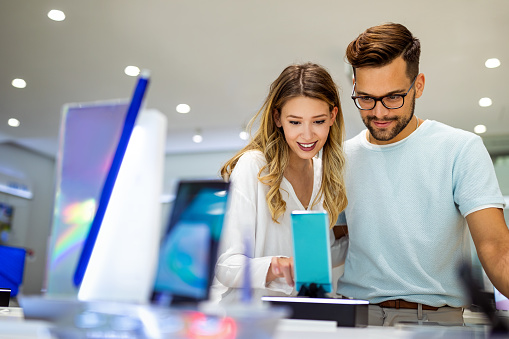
[0,306,496,339]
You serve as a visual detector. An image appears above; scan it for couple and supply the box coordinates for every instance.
[211,22,508,326]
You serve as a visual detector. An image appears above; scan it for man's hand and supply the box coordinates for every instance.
[266,257,294,287]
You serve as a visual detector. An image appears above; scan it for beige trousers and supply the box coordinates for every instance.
[368,304,465,326]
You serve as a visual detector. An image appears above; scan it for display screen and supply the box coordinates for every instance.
[45,100,130,296]
[291,211,332,293]
[152,180,229,304]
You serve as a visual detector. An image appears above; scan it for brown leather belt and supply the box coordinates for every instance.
[375,299,439,311]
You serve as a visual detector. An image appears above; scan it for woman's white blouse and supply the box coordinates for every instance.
[211,150,347,303]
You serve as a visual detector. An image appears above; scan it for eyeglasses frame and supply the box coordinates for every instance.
[351,76,418,110]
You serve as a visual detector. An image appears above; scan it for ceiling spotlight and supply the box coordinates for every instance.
[485,58,501,69]
[479,97,492,107]
[474,125,487,134]
[192,129,203,143]
[176,104,191,114]
[8,118,20,127]
[12,78,26,89]
[239,131,249,140]
[48,9,66,21]
[124,66,140,77]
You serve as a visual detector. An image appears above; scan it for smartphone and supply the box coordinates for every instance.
[291,211,332,293]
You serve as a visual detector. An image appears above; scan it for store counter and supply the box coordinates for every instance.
[0,304,498,339]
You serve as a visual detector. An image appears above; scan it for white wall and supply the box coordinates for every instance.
[162,150,236,195]
[494,155,509,194]
[493,154,509,224]
[160,150,237,227]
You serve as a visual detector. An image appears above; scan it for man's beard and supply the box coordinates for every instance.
[364,93,416,142]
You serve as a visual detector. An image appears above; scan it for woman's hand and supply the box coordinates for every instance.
[266,257,294,287]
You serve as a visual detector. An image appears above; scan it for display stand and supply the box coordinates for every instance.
[262,282,369,327]
[297,283,327,298]
[0,288,10,307]
[277,211,368,326]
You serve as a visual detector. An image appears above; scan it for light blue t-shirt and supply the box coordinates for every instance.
[336,120,505,307]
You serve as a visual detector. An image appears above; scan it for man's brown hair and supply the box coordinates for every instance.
[346,22,421,80]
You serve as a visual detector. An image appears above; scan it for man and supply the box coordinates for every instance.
[335,22,508,326]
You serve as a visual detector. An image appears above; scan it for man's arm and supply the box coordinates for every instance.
[467,208,509,297]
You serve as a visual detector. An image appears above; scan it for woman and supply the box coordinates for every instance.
[211,62,348,303]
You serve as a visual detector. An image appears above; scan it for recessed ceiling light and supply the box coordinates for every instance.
[485,58,501,69]
[48,9,66,22]
[479,97,492,107]
[239,131,249,140]
[176,104,191,114]
[8,118,20,127]
[124,66,140,77]
[192,134,203,143]
[11,78,26,89]
[474,125,487,134]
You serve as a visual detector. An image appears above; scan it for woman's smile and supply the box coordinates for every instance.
[297,141,317,151]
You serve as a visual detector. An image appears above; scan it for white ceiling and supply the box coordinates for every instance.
[1,0,508,158]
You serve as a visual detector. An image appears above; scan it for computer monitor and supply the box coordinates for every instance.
[152,179,230,305]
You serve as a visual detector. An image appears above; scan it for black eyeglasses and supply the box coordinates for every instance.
[351,77,417,110]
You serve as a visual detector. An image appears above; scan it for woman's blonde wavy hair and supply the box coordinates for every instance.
[220,62,347,228]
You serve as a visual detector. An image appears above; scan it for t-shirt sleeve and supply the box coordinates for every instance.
[453,135,506,216]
